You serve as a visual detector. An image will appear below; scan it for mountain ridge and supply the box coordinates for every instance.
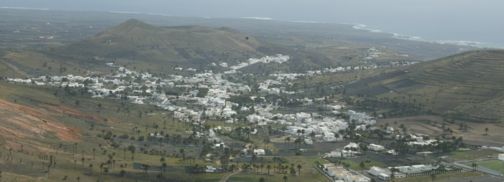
[344,49,504,122]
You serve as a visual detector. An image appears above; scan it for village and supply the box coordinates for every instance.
[5,54,504,182]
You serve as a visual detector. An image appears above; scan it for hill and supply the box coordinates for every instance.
[56,19,261,70]
[0,16,469,76]
[344,50,504,122]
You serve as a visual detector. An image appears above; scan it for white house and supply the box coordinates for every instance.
[498,154,504,161]
[368,166,391,180]
[253,149,266,156]
[368,144,385,151]
[205,166,217,173]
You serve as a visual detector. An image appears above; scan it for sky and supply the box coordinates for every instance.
[2,0,504,46]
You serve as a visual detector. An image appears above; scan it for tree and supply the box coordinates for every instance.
[179,148,186,161]
[259,177,265,182]
[88,164,94,175]
[431,173,436,182]
[120,169,126,177]
[485,128,489,136]
[266,164,271,175]
[283,175,288,182]
[161,163,167,175]
[143,164,150,175]
[359,161,366,169]
[390,167,398,182]
[471,162,478,171]
[73,143,78,160]
[289,166,296,175]
[128,145,136,160]
[296,164,302,176]
[285,137,291,149]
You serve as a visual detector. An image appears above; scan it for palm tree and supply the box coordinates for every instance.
[266,164,271,175]
[485,128,489,136]
[296,164,302,176]
[390,167,398,182]
[81,157,85,166]
[73,143,78,160]
[471,162,478,171]
[285,137,291,148]
[283,175,288,182]
[88,164,94,175]
[143,164,150,175]
[259,177,265,182]
[179,149,186,161]
[294,138,302,150]
[123,148,127,160]
[128,145,136,160]
[161,163,167,175]
[119,169,126,177]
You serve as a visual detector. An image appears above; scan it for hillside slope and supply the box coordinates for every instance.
[56,19,261,70]
[345,50,504,122]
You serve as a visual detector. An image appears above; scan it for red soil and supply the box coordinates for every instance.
[0,99,81,143]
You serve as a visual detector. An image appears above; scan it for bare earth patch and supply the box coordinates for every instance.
[0,99,81,145]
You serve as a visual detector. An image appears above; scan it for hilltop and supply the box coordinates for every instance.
[1,17,470,76]
[344,50,504,122]
[56,19,261,70]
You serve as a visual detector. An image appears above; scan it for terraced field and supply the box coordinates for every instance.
[345,50,504,122]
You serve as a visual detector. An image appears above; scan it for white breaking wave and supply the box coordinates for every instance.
[287,20,325,24]
[352,23,493,48]
[392,33,422,41]
[241,17,273,21]
[352,24,383,33]
[392,33,485,47]
[108,11,171,17]
[0,6,49,11]
[434,40,484,47]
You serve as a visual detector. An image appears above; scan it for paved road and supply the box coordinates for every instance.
[312,165,333,182]
[219,169,242,182]
[451,162,503,177]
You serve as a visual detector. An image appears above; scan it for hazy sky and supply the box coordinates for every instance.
[2,0,504,46]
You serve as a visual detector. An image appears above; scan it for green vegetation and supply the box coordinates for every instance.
[338,159,386,170]
[56,19,261,74]
[345,50,504,122]
[0,10,497,182]
[0,82,223,181]
[477,160,504,174]
[450,149,498,161]
[228,156,326,182]
[0,81,329,182]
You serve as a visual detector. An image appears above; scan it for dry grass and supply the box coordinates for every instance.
[379,115,504,146]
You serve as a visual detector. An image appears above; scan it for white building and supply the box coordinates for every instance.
[253,149,266,156]
[498,154,504,161]
[322,163,370,182]
[368,144,385,151]
[205,166,218,173]
[392,164,438,175]
[368,166,391,180]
